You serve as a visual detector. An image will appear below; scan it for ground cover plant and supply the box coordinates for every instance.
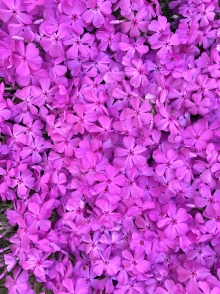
[0,0,220,293]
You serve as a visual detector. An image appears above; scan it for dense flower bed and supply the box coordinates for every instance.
[0,0,220,293]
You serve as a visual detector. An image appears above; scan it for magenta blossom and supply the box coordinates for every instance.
[94,165,126,195]
[125,59,149,88]
[0,0,32,23]
[66,104,97,135]
[22,249,53,281]
[184,120,213,151]
[93,247,121,276]
[121,7,149,37]
[82,0,112,28]
[151,34,180,58]
[10,169,35,197]
[153,148,183,180]
[177,261,210,294]
[114,136,146,169]
[122,250,150,275]
[5,267,29,294]
[148,15,170,45]
[125,97,152,128]
[60,0,87,35]
[157,204,189,240]
[13,41,42,77]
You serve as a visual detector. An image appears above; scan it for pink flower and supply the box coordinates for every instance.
[113,118,139,137]
[185,94,210,116]
[95,197,121,225]
[84,90,108,115]
[13,41,42,77]
[184,120,213,150]
[176,20,200,44]
[93,247,121,276]
[177,261,210,294]
[60,0,87,35]
[144,230,175,253]
[51,171,67,196]
[193,160,216,188]
[64,32,92,59]
[153,148,183,180]
[20,136,46,164]
[5,267,29,294]
[66,104,97,135]
[0,0,32,23]
[197,4,215,27]
[155,73,180,103]
[187,74,217,95]
[121,7,149,37]
[114,136,146,169]
[52,131,80,157]
[154,107,179,135]
[195,185,220,218]
[99,231,127,252]
[82,0,112,28]
[151,34,180,58]
[198,25,217,49]
[94,165,126,195]
[186,244,216,267]
[205,205,220,233]
[40,24,69,58]
[88,115,113,140]
[45,56,67,81]
[81,232,105,260]
[130,232,146,254]
[97,30,122,52]
[125,97,152,128]
[22,249,53,281]
[120,167,145,199]
[10,169,35,197]
[122,250,150,274]
[125,58,149,88]
[32,77,57,106]
[157,204,189,240]
[25,200,53,233]
[148,15,170,45]
[198,281,220,294]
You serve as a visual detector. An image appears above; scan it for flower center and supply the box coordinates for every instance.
[17,178,23,184]
[215,216,220,222]
[191,271,197,277]
[132,19,138,26]
[138,69,144,75]
[132,260,137,266]
[94,5,100,10]
[128,149,134,156]
[72,14,78,21]
[171,218,177,225]
[22,55,27,62]
[11,9,18,15]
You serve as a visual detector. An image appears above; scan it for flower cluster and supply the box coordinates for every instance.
[0,0,220,293]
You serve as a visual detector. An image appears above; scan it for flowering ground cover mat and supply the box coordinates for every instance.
[0,0,220,293]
